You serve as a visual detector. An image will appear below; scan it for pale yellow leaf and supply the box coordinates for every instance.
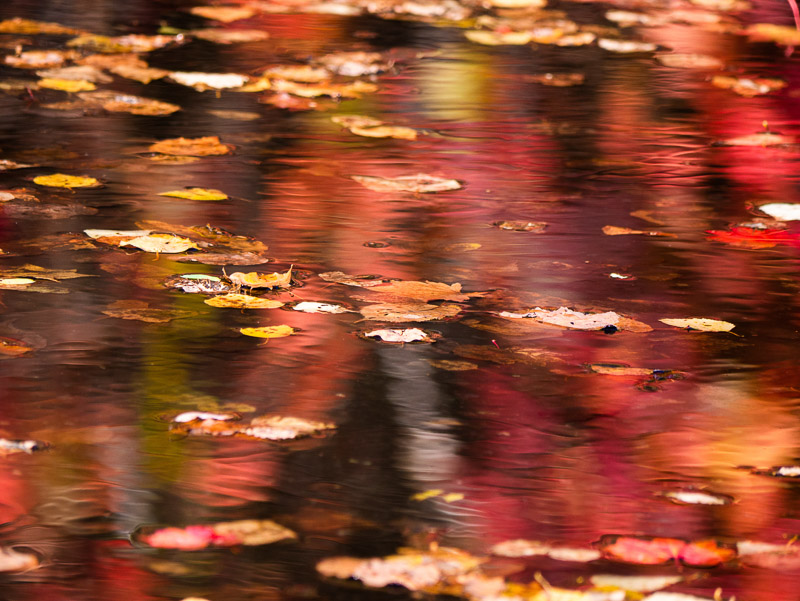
[659,317,735,332]
[119,233,200,253]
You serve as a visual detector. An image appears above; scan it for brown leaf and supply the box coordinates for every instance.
[365,280,471,302]
[492,220,547,232]
[148,136,230,156]
[359,302,461,322]
[228,267,292,289]
[524,73,584,86]
[602,225,674,237]
[319,271,389,287]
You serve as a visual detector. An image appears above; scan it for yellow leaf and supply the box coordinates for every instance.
[119,233,200,253]
[442,493,464,503]
[659,318,735,332]
[38,77,96,92]
[0,278,34,286]
[228,267,292,289]
[159,188,228,201]
[411,489,443,501]
[240,325,295,339]
[34,173,100,188]
[348,125,417,140]
[205,294,284,309]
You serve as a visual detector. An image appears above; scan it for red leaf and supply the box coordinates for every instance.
[600,536,683,564]
[706,227,796,249]
[680,539,736,567]
[599,535,735,567]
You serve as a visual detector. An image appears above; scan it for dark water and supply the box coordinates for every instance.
[0,0,800,599]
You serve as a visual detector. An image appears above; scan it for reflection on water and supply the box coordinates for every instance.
[1,0,800,598]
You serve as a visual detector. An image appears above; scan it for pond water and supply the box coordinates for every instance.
[0,0,800,599]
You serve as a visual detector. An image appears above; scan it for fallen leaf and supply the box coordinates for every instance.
[359,302,462,322]
[599,536,735,567]
[159,188,228,201]
[242,415,336,440]
[36,65,112,83]
[90,91,180,115]
[655,53,723,69]
[228,267,292,289]
[140,519,295,550]
[265,64,331,82]
[347,125,418,140]
[464,30,533,45]
[85,228,150,239]
[270,79,377,98]
[291,301,349,313]
[148,136,230,156]
[67,33,177,53]
[0,17,82,35]
[38,77,96,92]
[598,38,657,53]
[737,540,800,569]
[319,271,389,287]
[318,51,391,76]
[169,71,250,91]
[208,109,261,120]
[589,575,683,593]
[0,548,39,572]
[483,0,546,7]
[745,23,800,46]
[5,49,78,69]
[317,547,485,591]
[352,174,461,193]
[711,75,786,96]
[365,280,471,302]
[0,160,35,171]
[120,233,200,253]
[0,438,46,453]
[136,221,267,253]
[361,328,437,343]
[0,337,34,357]
[164,274,233,294]
[240,325,295,339]
[205,294,284,309]
[189,5,256,21]
[192,28,269,44]
[172,411,239,423]
[33,173,101,188]
[556,32,597,46]
[332,114,383,128]
[602,225,674,237]
[0,264,92,281]
[493,220,547,232]
[750,465,800,477]
[659,317,735,332]
[501,307,621,331]
[491,540,601,562]
[758,202,800,221]
[659,489,734,505]
[102,300,198,323]
[706,225,795,248]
